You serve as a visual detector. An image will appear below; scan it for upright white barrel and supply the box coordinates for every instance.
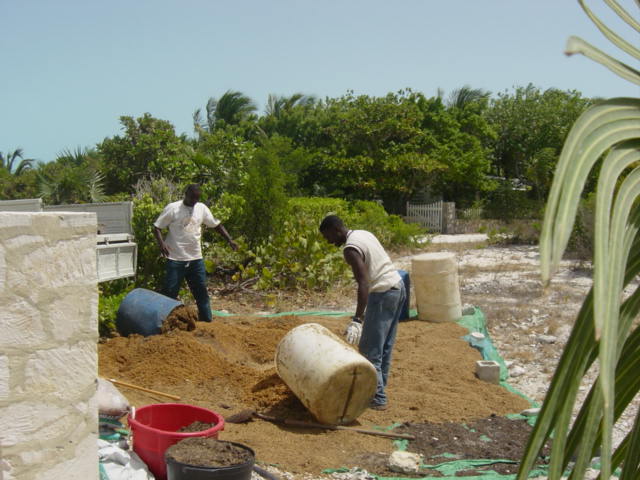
[412,252,462,322]
[276,323,377,425]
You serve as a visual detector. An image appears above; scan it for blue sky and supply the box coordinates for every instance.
[1,0,638,163]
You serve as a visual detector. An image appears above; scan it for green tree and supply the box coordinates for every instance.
[486,84,593,193]
[98,114,196,195]
[37,147,106,204]
[0,168,38,199]
[264,93,316,118]
[446,85,491,110]
[1,148,34,176]
[194,90,258,132]
[190,128,255,200]
[238,139,288,246]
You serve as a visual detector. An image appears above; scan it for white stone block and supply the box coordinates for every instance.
[0,212,98,479]
[0,355,8,401]
[23,342,97,401]
[41,433,98,480]
[47,294,97,341]
[0,243,5,293]
[0,402,66,447]
[3,234,45,250]
[0,299,46,350]
[476,360,500,384]
[0,213,32,228]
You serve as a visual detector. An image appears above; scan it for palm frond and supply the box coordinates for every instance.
[519,4,640,478]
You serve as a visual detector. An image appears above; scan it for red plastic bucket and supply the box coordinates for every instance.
[128,403,225,480]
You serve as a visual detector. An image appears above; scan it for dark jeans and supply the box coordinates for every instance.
[358,282,406,406]
[163,258,212,322]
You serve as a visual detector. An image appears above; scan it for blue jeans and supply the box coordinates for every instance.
[359,282,406,406]
[163,258,212,322]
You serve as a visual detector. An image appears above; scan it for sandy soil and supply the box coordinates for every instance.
[99,312,527,474]
[104,236,640,478]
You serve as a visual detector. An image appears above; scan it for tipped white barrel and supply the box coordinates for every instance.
[275,323,377,425]
[412,252,462,322]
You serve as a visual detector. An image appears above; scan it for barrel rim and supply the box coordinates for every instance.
[128,402,225,438]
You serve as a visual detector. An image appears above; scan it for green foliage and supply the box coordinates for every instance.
[483,182,543,221]
[566,193,596,260]
[38,148,106,204]
[1,148,34,176]
[98,289,130,337]
[519,3,640,477]
[195,90,258,132]
[486,84,592,197]
[223,196,423,291]
[98,114,196,195]
[0,168,39,200]
[238,139,289,246]
[192,129,255,198]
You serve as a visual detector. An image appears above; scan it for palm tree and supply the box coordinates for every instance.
[445,85,490,110]
[265,93,316,118]
[0,148,34,175]
[38,147,105,204]
[518,1,640,479]
[194,90,257,132]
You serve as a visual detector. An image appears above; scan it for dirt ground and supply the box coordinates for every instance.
[355,416,550,477]
[99,311,528,474]
[166,437,253,468]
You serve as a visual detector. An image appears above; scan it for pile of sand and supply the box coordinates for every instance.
[99,312,529,473]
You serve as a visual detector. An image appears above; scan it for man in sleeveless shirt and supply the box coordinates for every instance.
[154,184,238,322]
[319,215,406,410]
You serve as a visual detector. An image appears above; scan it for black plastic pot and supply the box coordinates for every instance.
[165,441,255,480]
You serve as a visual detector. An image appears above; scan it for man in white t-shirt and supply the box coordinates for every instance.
[153,184,237,322]
[319,215,405,411]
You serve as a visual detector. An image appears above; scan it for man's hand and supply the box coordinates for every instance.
[154,226,170,257]
[228,239,239,251]
[158,241,170,258]
[344,318,363,345]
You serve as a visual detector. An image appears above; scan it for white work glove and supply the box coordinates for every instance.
[344,317,363,345]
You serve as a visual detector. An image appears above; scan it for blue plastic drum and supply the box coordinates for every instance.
[116,288,183,337]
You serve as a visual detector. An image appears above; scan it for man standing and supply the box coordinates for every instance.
[319,215,405,410]
[154,184,237,322]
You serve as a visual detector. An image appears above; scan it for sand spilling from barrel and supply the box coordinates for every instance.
[99,312,529,473]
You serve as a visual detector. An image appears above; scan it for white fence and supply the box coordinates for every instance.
[0,198,42,211]
[406,201,444,231]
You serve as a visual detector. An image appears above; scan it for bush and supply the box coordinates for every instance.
[222,197,424,291]
[484,183,543,221]
[238,141,289,247]
[566,193,595,260]
[98,289,130,336]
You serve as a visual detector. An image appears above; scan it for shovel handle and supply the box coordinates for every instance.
[109,378,181,401]
[255,413,415,440]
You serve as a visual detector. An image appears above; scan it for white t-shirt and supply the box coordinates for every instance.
[344,230,401,292]
[154,201,220,261]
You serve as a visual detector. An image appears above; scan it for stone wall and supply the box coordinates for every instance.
[0,212,98,480]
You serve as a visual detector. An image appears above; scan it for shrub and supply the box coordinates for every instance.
[238,141,289,247]
[222,196,424,291]
[98,289,130,336]
[566,193,595,260]
[484,183,543,221]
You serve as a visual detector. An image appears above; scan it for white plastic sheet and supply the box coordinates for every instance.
[98,440,154,480]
